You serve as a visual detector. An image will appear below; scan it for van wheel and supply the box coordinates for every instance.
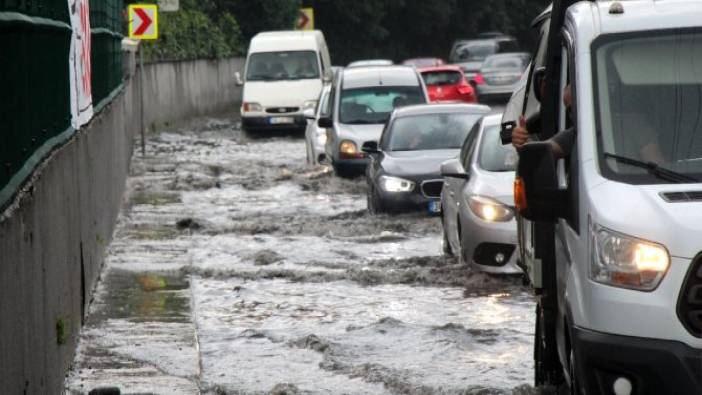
[568,349,579,395]
[535,304,565,388]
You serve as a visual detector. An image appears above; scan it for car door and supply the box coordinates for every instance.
[444,120,480,252]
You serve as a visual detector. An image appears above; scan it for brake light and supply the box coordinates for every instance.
[457,85,473,95]
[473,74,485,85]
[514,177,527,214]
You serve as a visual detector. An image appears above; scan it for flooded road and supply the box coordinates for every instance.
[65,116,537,395]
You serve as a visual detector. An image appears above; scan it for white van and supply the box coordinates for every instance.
[509,1,702,393]
[238,30,332,133]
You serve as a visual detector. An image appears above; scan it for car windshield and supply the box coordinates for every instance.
[594,29,702,183]
[339,86,425,124]
[455,43,497,62]
[421,71,462,86]
[246,51,320,81]
[478,124,518,171]
[386,113,483,151]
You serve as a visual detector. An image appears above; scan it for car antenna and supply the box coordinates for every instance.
[378,69,384,86]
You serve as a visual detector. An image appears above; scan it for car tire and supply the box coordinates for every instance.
[457,222,470,266]
[333,163,353,178]
[440,213,453,257]
[367,186,385,215]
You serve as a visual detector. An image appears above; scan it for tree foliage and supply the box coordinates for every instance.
[306,0,549,65]
[213,0,302,42]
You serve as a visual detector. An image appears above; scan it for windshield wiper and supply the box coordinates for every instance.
[603,152,698,183]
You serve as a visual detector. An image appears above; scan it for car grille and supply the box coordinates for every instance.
[265,107,299,114]
[678,254,702,337]
[421,180,443,198]
[661,191,702,202]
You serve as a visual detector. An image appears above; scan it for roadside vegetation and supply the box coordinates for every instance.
[125,0,547,63]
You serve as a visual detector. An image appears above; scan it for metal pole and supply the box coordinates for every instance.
[139,43,146,157]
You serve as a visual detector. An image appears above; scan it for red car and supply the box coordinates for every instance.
[419,66,477,103]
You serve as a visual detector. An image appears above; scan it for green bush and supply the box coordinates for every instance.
[126,0,244,61]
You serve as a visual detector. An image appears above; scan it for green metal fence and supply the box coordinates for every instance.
[0,0,124,210]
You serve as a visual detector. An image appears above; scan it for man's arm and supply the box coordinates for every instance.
[548,127,576,158]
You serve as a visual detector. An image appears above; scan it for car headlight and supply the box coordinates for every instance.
[467,195,514,222]
[303,100,318,110]
[380,175,415,192]
[590,224,670,291]
[243,102,262,112]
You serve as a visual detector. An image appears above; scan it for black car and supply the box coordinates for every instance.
[362,104,491,214]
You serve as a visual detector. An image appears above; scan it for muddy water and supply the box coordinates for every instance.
[66,117,537,395]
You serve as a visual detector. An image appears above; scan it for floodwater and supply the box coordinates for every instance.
[65,116,538,395]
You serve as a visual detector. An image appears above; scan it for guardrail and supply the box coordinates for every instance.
[0,0,124,211]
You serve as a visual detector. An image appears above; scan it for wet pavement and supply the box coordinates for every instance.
[65,114,538,395]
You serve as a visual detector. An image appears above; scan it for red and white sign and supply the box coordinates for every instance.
[128,4,158,40]
[68,0,93,129]
[296,8,314,31]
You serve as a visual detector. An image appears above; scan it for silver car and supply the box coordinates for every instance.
[319,66,429,177]
[439,114,521,274]
[304,85,331,164]
[347,59,393,68]
[475,53,530,102]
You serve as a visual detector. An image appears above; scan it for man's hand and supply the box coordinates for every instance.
[512,115,529,149]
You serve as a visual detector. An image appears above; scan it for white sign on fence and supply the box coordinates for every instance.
[159,0,179,12]
[68,0,94,129]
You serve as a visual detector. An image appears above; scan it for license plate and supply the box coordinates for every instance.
[269,116,294,125]
[428,200,441,213]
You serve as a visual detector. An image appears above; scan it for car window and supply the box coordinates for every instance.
[478,125,518,171]
[339,86,425,124]
[386,113,483,151]
[497,40,519,53]
[317,90,330,117]
[455,43,498,62]
[460,121,481,168]
[246,51,320,81]
[421,71,462,86]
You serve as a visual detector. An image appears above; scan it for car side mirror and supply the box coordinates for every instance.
[323,71,333,83]
[235,72,244,86]
[515,142,567,222]
[361,141,379,154]
[303,108,315,120]
[318,117,333,128]
[440,159,468,179]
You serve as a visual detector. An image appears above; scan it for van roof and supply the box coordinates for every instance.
[249,30,323,53]
[341,66,421,89]
[574,0,702,35]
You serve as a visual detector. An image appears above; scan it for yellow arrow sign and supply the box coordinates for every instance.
[128,4,159,40]
[296,8,314,31]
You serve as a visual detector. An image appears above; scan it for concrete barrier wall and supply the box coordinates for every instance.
[0,56,244,395]
[143,57,245,128]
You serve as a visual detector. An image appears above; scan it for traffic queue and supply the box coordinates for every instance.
[236,28,529,278]
[237,1,702,392]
